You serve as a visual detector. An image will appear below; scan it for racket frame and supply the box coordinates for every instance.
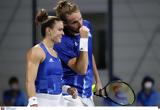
[94,81,136,106]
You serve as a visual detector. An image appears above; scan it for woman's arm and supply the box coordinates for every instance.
[26,46,44,106]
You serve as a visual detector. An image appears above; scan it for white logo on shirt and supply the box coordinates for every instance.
[49,58,54,62]
[75,42,78,46]
[88,32,91,37]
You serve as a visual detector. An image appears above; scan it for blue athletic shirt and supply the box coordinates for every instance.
[54,20,94,98]
[35,43,63,95]
[137,90,160,106]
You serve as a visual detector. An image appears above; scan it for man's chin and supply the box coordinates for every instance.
[71,30,79,35]
[53,39,61,44]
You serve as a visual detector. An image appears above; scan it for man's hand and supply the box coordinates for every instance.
[67,87,78,99]
[95,81,103,95]
[79,26,89,38]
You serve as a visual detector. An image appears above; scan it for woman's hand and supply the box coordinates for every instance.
[67,87,78,99]
[30,104,38,107]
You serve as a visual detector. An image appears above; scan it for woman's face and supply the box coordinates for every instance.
[50,21,64,43]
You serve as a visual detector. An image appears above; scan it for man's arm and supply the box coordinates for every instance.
[92,54,103,92]
[68,52,88,75]
[67,26,89,75]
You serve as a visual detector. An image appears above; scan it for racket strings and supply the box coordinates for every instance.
[94,81,135,105]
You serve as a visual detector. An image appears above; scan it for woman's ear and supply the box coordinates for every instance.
[46,27,54,36]
[46,27,50,35]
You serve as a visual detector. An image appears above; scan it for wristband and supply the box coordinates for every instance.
[62,85,71,93]
[79,38,88,51]
[28,97,38,106]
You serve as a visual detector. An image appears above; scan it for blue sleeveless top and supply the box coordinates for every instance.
[35,43,63,94]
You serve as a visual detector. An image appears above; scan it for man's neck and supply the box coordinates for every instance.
[64,27,79,37]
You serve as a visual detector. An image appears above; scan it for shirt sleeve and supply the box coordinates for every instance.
[88,21,93,35]
[84,20,93,37]
[54,41,76,65]
[15,91,27,106]
[3,91,10,102]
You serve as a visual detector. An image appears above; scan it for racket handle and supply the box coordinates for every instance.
[94,89,103,97]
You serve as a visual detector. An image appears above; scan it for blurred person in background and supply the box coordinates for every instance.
[3,76,27,106]
[137,75,160,106]
[54,0,102,106]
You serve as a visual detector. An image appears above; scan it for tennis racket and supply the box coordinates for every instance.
[94,80,135,106]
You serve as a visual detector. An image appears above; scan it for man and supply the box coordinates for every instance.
[54,0,102,106]
[3,76,28,106]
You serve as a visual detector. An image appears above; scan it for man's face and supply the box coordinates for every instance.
[65,11,83,34]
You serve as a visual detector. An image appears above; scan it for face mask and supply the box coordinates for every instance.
[144,81,152,89]
[10,83,19,90]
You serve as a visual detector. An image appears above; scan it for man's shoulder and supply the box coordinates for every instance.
[54,36,73,50]
[83,20,91,26]
[3,90,11,94]
[3,90,13,98]
[62,34,72,40]
[60,35,73,45]
[18,90,27,97]
[151,90,160,96]
[83,20,93,33]
[137,90,144,96]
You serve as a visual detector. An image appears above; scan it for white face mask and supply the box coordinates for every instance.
[10,83,19,90]
[144,82,152,89]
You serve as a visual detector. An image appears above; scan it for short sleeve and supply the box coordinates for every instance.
[54,40,76,64]
[83,20,93,37]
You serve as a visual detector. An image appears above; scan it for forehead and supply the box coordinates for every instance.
[54,21,63,28]
[66,11,82,22]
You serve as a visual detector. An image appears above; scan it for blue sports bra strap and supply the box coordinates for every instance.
[39,42,48,55]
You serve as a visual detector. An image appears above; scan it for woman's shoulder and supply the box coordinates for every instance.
[27,44,45,60]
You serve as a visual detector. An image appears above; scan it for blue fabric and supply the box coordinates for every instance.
[3,90,28,106]
[103,98,119,106]
[35,43,63,94]
[137,90,160,106]
[54,20,94,98]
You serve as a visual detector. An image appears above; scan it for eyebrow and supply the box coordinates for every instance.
[70,17,82,24]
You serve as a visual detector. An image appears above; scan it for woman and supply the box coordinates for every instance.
[26,9,77,106]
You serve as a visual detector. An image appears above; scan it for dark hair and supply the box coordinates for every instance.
[54,0,79,22]
[141,76,154,89]
[35,9,62,37]
[9,76,19,85]
[111,76,121,82]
